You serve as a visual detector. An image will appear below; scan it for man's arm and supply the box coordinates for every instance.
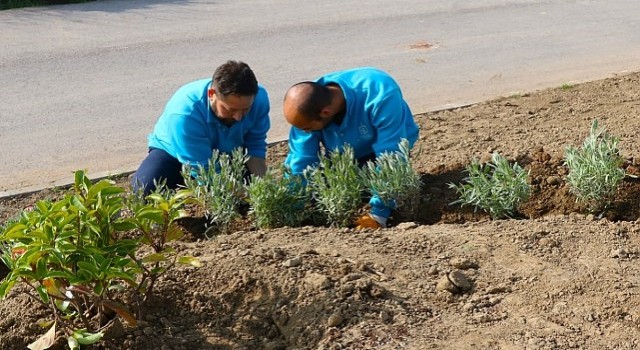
[285,127,322,175]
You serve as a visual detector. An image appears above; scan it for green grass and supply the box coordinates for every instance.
[560,83,574,90]
[1,0,94,10]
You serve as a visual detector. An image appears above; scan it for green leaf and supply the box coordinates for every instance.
[142,253,167,264]
[72,329,104,345]
[136,208,164,223]
[36,257,48,279]
[160,247,176,255]
[1,223,29,240]
[75,269,94,282]
[69,195,88,213]
[93,281,104,295]
[77,261,100,277]
[112,221,138,232]
[67,336,80,350]
[55,298,70,313]
[178,256,202,267]
[0,280,16,298]
[106,270,137,283]
[87,180,116,200]
[35,200,50,213]
[165,226,184,242]
[36,284,50,304]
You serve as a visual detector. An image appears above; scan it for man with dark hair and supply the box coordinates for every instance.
[283,67,419,229]
[131,60,270,194]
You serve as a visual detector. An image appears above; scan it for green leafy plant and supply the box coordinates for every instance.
[126,183,200,300]
[362,139,422,220]
[564,119,625,213]
[246,166,309,229]
[449,152,531,219]
[0,171,139,348]
[182,147,249,236]
[304,145,364,227]
[0,171,199,349]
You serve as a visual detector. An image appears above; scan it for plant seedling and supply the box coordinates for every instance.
[304,145,364,227]
[449,152,531,219]
[564,119,625,213]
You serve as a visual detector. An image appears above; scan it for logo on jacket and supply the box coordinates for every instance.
[358,124,371,138]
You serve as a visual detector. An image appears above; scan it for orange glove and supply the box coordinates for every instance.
[355,214,382,229]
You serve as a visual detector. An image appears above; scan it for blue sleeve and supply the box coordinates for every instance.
[244,89,270,158]
[284,127,322,175]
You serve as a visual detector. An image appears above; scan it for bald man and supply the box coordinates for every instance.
[283,67,419,228]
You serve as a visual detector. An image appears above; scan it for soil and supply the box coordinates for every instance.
[2,71,640,350]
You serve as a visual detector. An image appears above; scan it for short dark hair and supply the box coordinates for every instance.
[289,81,332,120]
[212,60,258,97]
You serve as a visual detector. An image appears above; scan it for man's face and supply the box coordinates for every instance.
[209,88,254,124]
[289,115,332,132]
[283,102,332,133]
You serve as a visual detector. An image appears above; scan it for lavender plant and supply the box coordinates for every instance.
[564,120,625,213]
[246,166,309,229]
[362,139,422,220]
[450,152,531,219]
[182,147,248,236]
[304,145,364,227]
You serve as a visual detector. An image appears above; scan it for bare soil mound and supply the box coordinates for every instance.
[2,72,640,350]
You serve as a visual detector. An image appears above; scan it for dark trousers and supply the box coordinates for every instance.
[131,148,184,195]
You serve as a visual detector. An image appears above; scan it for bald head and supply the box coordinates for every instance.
[283,82,333,128]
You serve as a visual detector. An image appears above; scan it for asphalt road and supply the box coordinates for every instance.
[2,0,639,196]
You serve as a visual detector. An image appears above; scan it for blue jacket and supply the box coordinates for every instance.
[148,79,270,167]
[285,67,420,220]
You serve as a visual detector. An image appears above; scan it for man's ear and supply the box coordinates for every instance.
[319,106,333,120]
[208,87,216,98]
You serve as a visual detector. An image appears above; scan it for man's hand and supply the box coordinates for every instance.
[246,156,267,177]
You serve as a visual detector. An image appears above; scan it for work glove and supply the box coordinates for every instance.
[355,213,387,229]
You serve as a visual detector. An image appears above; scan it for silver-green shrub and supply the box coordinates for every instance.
[246,166,309,229]
[450,152,531,219]
[182,147,248,234]
[304,145,364,227]
[564,120,625,213]
[362,139,422,220]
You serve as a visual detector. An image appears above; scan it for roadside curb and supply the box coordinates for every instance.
[0,139,291,200]
[0,169,136,199]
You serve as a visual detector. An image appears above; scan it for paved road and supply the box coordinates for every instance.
[2,0,639,196]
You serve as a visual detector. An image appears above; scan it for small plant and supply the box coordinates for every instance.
[182,148,249,235]
[0,171,138,348]
[246,166,309,229]
[305,145,364,227]
[564,120,625,213]
[0,171,199,349]
[362,139,422,220]
[560,83,574,90]
[450,152,531,219]
[126,183,200,300]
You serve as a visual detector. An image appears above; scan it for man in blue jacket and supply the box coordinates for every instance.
[131,60,270,195]
[283,67,419,229]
